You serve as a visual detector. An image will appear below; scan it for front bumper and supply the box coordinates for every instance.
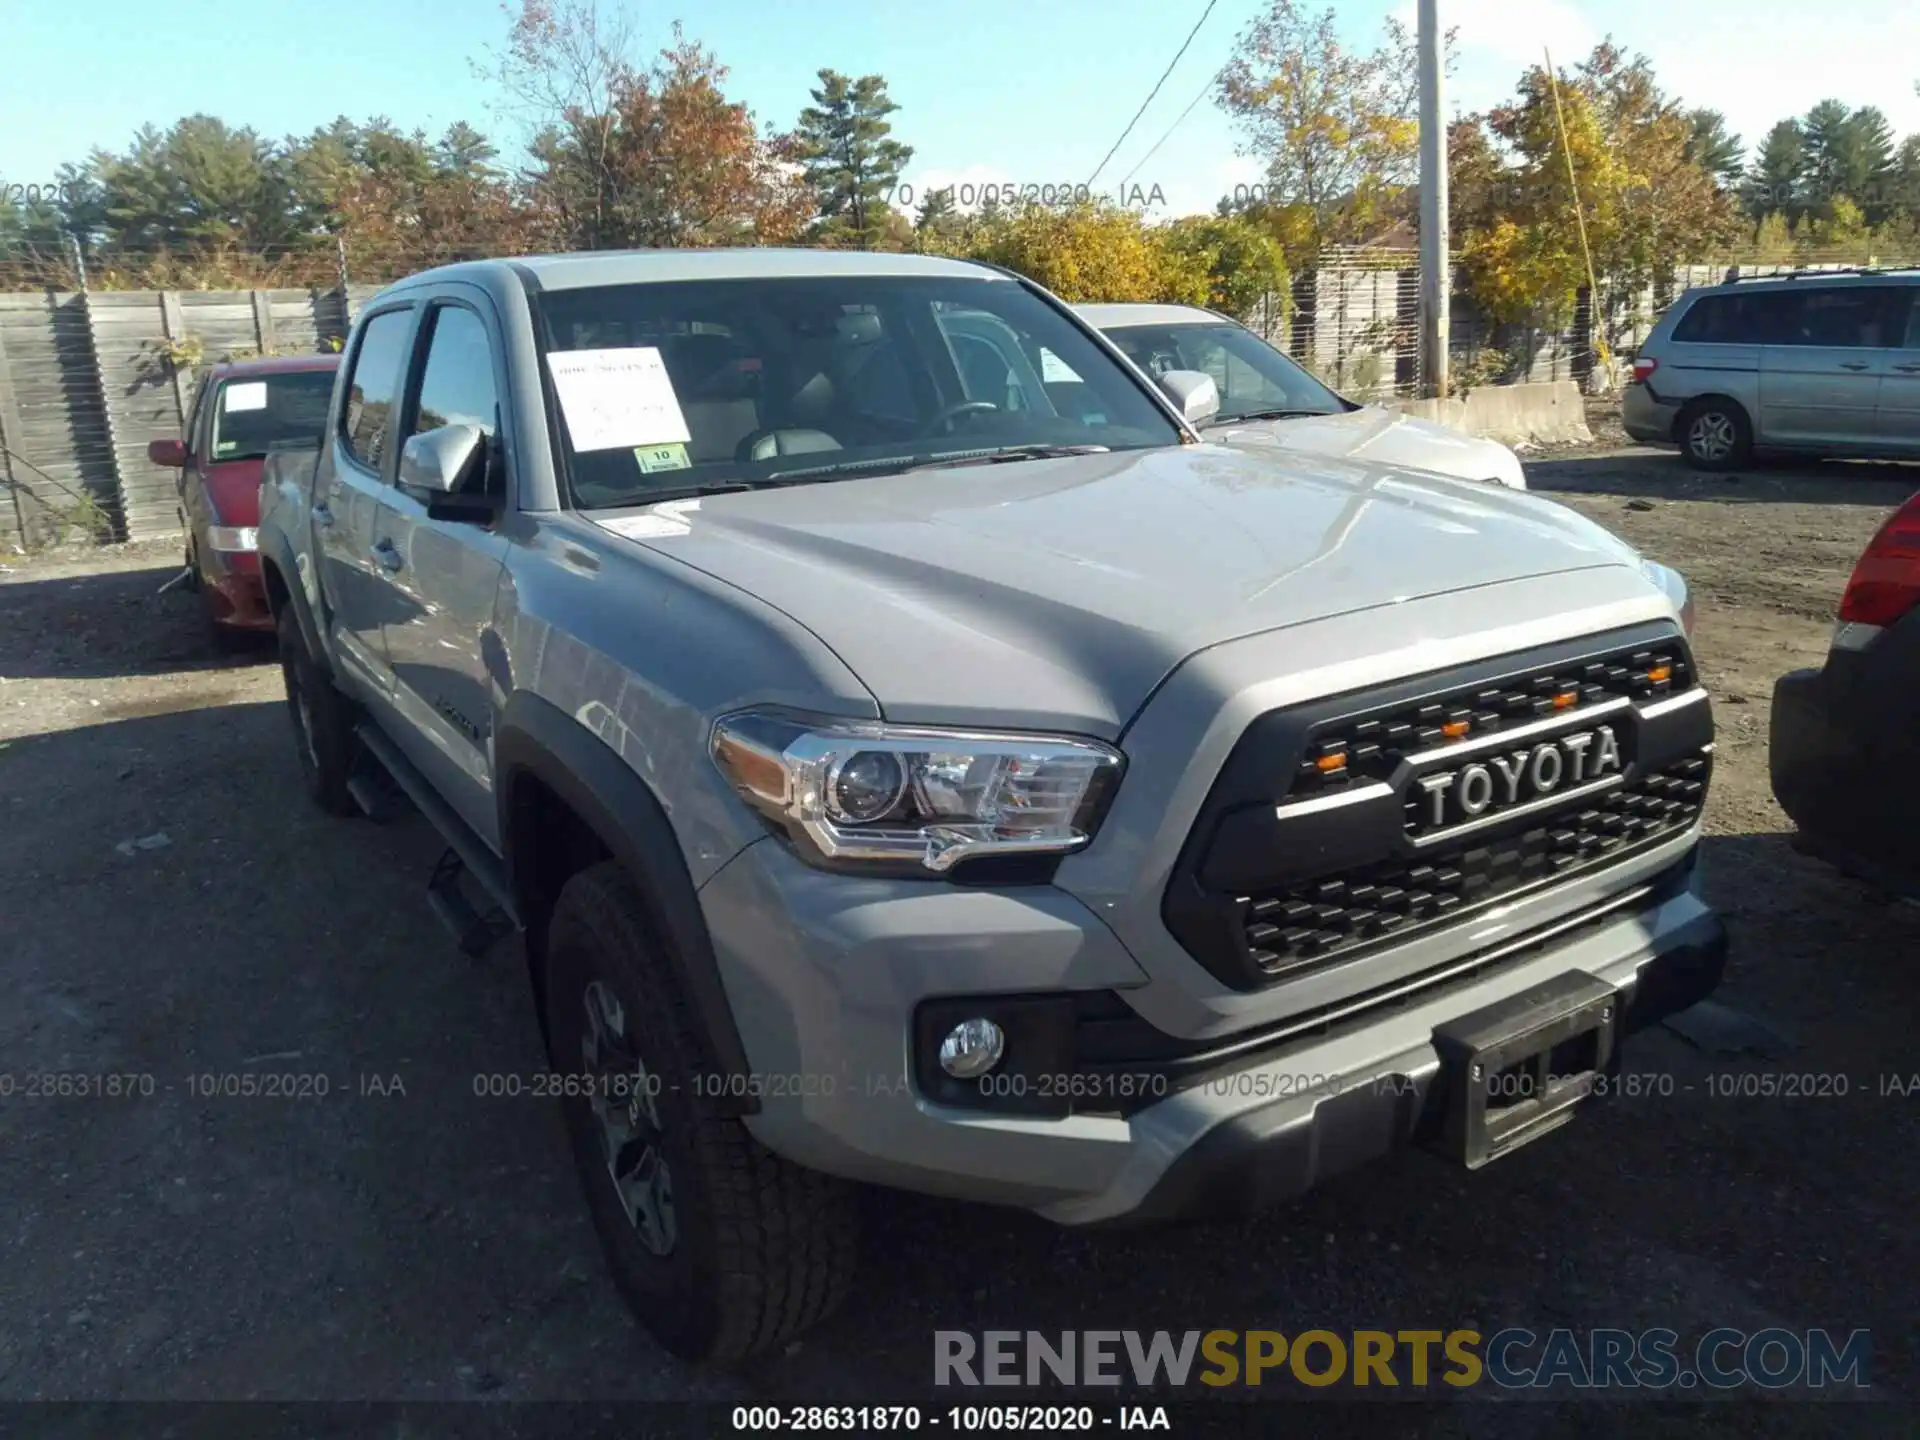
[1771,634,1920,896]
[197,546,273,629]
[702,831,1723,1225]
[1621,384,1681,445]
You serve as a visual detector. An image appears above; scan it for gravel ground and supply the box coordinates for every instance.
[2,444,1918,1433]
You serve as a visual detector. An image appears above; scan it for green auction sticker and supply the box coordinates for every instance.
[634,442,691,473]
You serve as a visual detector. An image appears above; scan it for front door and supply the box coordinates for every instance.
[369,298,512,848]
[315,304,418,704]
[1758,285,1904,448]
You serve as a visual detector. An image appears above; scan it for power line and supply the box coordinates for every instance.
[1120,64,1224,188]
[1086,0,1222,188]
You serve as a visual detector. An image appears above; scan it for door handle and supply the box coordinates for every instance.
[1895,363,1920,373]
[1838,361,1870,371]
[312,501,334,528]
[371,540,404,573]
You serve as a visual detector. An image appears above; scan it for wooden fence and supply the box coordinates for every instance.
[0,285,379,548]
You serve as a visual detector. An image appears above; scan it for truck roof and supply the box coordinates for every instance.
[1076,302,1230,328]
[394,248,1011,295]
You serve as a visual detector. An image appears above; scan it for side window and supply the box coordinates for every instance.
[1787,287,1903,348]
[952,333,1021,409]
[1673,292,1792,344]
[340,308,414,472]
[411,306,503,494]
[413,307,500,438]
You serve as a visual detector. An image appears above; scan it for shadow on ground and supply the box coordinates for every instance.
[1528,448,1920,508]
[2,690,1914,1425]
[0,564,272,681]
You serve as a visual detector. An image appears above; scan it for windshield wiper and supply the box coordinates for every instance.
[618,479,806,505]
[765,454,937,483]
[767,444,1109,483]
[1206,408,1336,426]
[905,443,1111,472]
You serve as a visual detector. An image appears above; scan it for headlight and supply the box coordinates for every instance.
[207,526,258,553]
[710,710,1124,875]
[1640,558,1694,638]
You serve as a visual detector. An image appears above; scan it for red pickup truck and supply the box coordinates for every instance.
[149,354,339,647]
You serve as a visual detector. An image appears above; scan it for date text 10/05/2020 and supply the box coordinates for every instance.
[886,182,1168,211]
[1,181,78,207]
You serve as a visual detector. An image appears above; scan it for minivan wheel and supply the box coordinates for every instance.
[1679,400,1752,471]
[544,860,857,1364]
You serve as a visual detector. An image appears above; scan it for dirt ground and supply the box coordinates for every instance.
[2,440,1918,1433]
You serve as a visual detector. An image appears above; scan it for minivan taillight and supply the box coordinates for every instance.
[1630,357,1658,385]
[1837,490,1920,627]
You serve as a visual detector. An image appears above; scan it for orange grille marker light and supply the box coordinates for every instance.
[1552,691,1579,710]
[1315,753,1348,773]
[1441,720,1471,738]
[1647,665,1672,683]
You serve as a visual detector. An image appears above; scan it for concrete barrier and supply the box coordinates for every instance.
[1388,380,1592,448]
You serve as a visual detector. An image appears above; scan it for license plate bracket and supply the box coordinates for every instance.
[1429,972,1620,1169]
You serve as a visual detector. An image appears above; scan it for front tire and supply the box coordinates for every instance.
[277,606,357,816]
[1679,399,1752,471]
[544,860,856,1364]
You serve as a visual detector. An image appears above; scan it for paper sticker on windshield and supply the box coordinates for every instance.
[634,442,690,473]
[547,348,692,453]
[224,381,268,412]
[1038,349,1082,384]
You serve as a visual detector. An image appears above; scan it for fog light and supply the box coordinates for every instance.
[938,1018,1005,1079]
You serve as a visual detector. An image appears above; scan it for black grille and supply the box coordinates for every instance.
[1241,753,1710,980]
[1161,623,1713,993]
[1289,642,1694,803]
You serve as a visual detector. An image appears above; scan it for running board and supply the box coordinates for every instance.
[352,722,523,942]
[346,749,408,823]
[427,848,517,958]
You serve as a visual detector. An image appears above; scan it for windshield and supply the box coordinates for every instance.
[534,275,1183,510]
[1102,321,1348,424]
[207,370,337,461]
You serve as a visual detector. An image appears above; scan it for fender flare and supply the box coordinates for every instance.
[257,525,326,663]
[494,690,757,1115]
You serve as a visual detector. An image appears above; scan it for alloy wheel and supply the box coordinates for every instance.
[1688,411,1735,463]
[579,979,676,1257]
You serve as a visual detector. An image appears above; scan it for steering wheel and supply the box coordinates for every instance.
[921,400,1000,436]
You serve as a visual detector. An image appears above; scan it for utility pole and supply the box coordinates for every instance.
[1417,0,1449,399]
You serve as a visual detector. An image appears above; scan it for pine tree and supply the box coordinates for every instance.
[793,70,914,249]
[1746,119,1807,221]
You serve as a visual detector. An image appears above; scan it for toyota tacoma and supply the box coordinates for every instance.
[255,249,1725,1364]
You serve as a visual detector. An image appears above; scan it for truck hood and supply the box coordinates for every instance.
[1206,406,1527,489]
[590,444,1641,737]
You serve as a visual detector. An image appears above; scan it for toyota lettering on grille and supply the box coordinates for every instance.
[1411,724,1623,838]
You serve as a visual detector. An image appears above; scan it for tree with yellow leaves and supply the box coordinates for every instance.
[1453,44,1740,339]
[1215,0,1434,262]
[931,201,1213,306]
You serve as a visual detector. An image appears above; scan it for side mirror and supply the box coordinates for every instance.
[148,438,188,467]
[398,423,484,496]
[1156,369,1220,426]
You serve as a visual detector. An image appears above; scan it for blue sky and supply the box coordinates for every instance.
[4,0,1919,219]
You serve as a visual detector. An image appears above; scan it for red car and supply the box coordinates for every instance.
[148,355,340,647]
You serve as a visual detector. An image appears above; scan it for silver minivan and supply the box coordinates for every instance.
[1624,269,1920,469]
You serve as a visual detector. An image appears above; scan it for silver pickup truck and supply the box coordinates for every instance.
[257,249,1725,1364]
